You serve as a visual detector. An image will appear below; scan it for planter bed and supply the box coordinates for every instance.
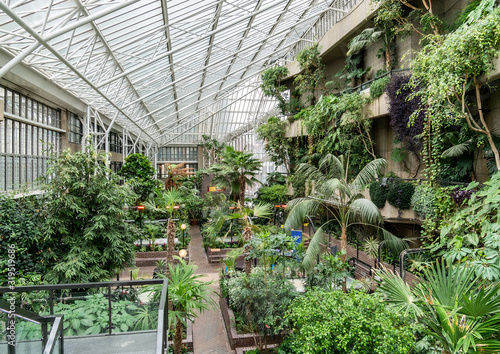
[206,248,235,263]
[220,296,283,350]
[235,344,278,354]
[167,320,194,352]
[135,250,189,267]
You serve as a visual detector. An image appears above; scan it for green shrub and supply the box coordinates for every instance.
[369,75,390,99]
[119,153,160,202]
[368,181,387,208]
[411,184,437,218]
[0,195,49,284]
[256,184,289,205]
[283,289,415,353]
[41,145,137,284]
[387,180,415,209]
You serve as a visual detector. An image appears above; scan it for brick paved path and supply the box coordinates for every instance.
[188,225,234,354]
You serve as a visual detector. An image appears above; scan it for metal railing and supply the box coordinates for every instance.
[284,0,360,61]
[0,299,64,354]
[155,278,169,354]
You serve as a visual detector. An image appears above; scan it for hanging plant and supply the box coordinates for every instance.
[386,180,415,210]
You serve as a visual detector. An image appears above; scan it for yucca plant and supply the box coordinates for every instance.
[377,261,500,353]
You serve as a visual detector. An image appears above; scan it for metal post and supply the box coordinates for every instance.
[182,229,185,249]
[108,285,112,335]
[42,322,48,349]
[49,290,54,315]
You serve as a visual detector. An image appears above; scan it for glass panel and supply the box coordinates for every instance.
[5,119,12,154]
[0,155,5,191]
[33,102,39,122]
[13,120,19,154]
[14,156,20,189]
[6,156,12,191]
[0,119,4,154]
[27,124,32,155]
[20,123,25,155]
[27,98,33,121]
[5,89,12,114]
[12,92,19,116]
[20,95,26,118]
[27,156,33,189]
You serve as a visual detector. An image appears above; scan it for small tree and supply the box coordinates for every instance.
[210,146,262,204]
[119,153,160,203]
[285,154,405,270]
[41,145,136,283]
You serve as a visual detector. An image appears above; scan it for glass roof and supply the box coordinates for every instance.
[0,0,345,146]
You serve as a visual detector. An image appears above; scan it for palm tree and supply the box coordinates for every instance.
[168,259,217,354]
[285,154,404,271]
[210,146,262,204]
[377,261,500,354]
[215,203,272,275]
[144,189,184,277]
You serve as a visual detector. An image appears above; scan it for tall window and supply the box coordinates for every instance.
[0,85,61,191]
[68,112,83,144]
[158,146,198,162]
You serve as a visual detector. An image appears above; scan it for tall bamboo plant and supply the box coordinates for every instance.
[285,154,405,271]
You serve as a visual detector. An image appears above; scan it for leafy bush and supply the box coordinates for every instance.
[283,289,415,353]
[386,75,424,155]
[411,184,437,219]
[0,195,49,284]
[435,171,500,281]
[119,153,160,202]
[41,145,137,284]
[368,181,387,208]
[369,75,390,99]
[226,268,297,338]
[387,180,415,209]
[450,186,473,206]
[256,184,289,205]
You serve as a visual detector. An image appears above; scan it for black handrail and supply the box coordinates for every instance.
[156,278,169,354]
[0,299,51,324]
[0,279,164,293]
[400,248,429,283]
[0,300,64,354]
[1,279,165,338]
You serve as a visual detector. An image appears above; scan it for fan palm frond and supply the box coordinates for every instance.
[376,269,423,319]
[346,28,382,56]
[285,198,319,231]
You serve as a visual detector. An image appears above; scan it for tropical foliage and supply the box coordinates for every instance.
[378,261,500,353]
[285,154,404,270]
[210,146,262,204]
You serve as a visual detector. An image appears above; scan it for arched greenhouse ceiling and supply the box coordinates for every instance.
[0,0,348,146]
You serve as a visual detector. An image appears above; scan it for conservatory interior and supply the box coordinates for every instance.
[1,0,499,353]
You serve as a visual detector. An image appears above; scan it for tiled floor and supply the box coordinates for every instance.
[189,226,235,354]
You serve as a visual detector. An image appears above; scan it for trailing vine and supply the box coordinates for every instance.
[409,7,500,179]
[294,43,326,104]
